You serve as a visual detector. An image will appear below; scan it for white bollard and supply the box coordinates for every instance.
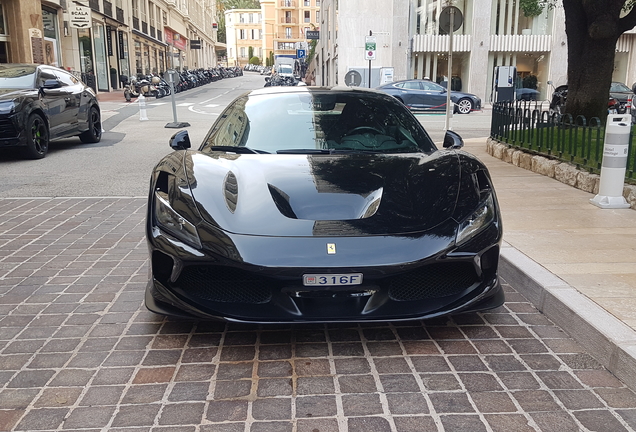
[138,94,149,121]
[590,114,630,209]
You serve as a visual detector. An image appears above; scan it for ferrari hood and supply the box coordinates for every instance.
[186,151,461,237]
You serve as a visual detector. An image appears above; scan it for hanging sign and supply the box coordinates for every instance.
[69,5,92,29]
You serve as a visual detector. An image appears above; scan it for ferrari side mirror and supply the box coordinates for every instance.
[169,130,191,150]
[443,130,464,149]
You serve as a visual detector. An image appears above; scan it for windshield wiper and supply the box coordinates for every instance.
[208,146,268,154]
[276,149,333,154]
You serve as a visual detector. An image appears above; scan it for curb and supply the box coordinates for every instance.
[486,138,636,210]
[500,243,636,391]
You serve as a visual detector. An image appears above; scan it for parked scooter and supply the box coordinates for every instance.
[122,75,157,101]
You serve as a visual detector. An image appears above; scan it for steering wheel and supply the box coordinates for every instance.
[345,126,383,136]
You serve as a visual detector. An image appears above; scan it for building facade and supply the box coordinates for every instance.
[0,0,219,93]
[259,0,319,66]
[315,0,636,104]
[225,8,262,67]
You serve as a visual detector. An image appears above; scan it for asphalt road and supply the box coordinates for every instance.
[0,73,492,198]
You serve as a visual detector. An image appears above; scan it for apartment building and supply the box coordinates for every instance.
[225,8,262,67]
[259,0,319,65]
[316,0,636,104]
[0,0,219,93]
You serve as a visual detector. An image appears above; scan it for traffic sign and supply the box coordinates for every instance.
[344,70,362,87]
[365,36,376,60]
[297,49,306,59]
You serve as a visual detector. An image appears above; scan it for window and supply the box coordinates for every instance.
[286,27,292,39]
[304,0,310,5]
[316,0,320,5]
[304,11,310,23]
[316,11,320,22]
[240,13,245,23]
[240,29,246,39]
[240,47,246,58]
[278,42,295,50]
[251,29,258,39]
[132,0,139,18]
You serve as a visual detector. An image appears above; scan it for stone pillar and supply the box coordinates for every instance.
[4,0,45,63]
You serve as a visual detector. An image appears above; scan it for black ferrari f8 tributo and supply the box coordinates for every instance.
[145,86,504,323]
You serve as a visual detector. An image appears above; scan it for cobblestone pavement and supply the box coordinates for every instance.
[2,198,636,432]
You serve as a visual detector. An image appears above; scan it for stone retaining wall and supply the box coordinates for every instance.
[486,138,636,210]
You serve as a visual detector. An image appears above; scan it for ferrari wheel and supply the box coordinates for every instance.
[456,98,473,114]
[23,113,49,159]
[79,106,102,143]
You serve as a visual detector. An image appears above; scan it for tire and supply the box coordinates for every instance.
[23,113,49,159]
[455,98,473,114]
[79,106,102,144]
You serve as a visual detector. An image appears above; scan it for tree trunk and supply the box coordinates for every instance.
[562,0,622,122]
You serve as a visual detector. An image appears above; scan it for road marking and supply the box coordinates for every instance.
[151,102,168,106]
[177,103,195,107]
[204,104,220,108]
[188,105,220,116]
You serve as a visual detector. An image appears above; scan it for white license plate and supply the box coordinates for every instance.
[303,273,363,286]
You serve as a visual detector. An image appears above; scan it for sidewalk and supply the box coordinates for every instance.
[464,138,636,390]
[96,89,128,103]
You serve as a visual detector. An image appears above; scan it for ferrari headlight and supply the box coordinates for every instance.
[154,192,202,249]
[456,194,495,245]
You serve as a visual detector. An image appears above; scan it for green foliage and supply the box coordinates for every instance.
[249,56,261,65]
[307,39,317,64]
[219,0,260,9]
[248,46,254,59]
[519,0,544,17]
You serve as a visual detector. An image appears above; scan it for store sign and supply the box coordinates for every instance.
[306,30,319,40]
[69,5,92,29]
[164,29,187,51]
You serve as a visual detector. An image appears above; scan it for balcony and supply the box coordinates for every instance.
[280,0,296,7]
[104,1,112,17]
[116,7,124,23]
[133,17,140,31]
[281,17,298,24]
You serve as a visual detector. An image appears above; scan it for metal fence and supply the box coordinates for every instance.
[490,100,635,182]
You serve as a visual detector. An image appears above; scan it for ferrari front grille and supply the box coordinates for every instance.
[387,262,479,301]
[175,265,273,304]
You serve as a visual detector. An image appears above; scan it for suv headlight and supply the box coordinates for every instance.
[154,191,202,249]
[456,194,495,245]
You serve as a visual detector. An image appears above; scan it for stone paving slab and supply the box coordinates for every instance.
[2,198,636,431]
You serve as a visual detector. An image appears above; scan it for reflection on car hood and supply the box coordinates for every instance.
[0,88,34,101]
[185,151,461,237]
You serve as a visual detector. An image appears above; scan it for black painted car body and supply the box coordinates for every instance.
[0,64,102,159]
[376,79,482,114]
[145,86,503,323]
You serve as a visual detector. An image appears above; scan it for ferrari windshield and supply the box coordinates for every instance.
[201,89,437,154]
[0,65,37,89]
